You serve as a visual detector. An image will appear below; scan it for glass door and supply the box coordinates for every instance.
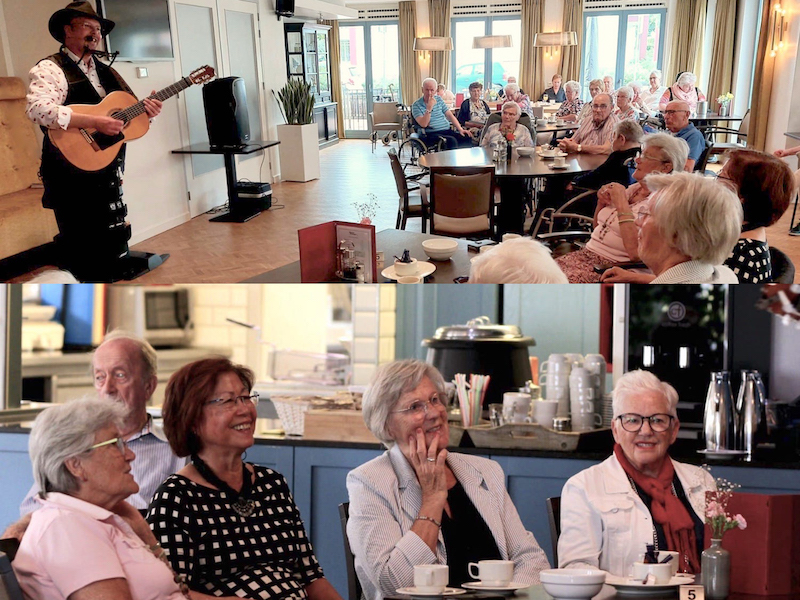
[582,9,665,99]
[339,21,400,138]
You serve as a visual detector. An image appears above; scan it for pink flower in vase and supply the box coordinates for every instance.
[733,514,747,529]
[360,217,372,225]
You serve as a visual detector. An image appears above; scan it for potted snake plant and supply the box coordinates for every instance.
[275,79,319,182]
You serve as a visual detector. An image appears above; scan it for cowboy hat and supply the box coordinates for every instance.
[49,1,115,43]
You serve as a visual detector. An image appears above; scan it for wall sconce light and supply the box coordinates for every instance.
[769,3,788,58]
[533,31,578,58]
[472,35,512,49]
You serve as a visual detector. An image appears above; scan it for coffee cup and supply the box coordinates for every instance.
[632,561,672,584]
[534,400,559,427]
[564,353,584,367]
[394,258,418,276]
[468,560,514,587]
[572,410,603,432]
[397,275,422,284]
[553,156,566,167]
[414,564,449,593]
[541,354,570,375]
[656,551,679,575]
[479,245,495,254]
[557,118,565,125]
[540,147,556,157]
[503,392,532,423]
[502,233,521,242]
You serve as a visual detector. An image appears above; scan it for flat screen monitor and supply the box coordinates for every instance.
[98,0,174,61]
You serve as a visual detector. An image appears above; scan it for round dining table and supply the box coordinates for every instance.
[419,146,607,235]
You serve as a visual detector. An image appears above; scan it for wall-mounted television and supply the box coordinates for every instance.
[98,0,174,61]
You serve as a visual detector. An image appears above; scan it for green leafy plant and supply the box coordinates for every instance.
[275,79,315,125]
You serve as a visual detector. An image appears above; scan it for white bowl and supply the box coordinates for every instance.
[421,239,458,261]
[539,569,606,600]
[394,258,418,276]
[516,147,535,157]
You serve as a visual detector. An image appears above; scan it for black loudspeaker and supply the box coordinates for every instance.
[203,76,251,148]
[276,0,294,16]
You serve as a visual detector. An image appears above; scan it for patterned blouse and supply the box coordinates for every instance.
[556,98,584,118]
[725,238,772,283]
[480,123,534,148]
[615,105,640,121]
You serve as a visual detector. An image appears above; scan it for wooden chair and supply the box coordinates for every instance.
[427,166,495,237]
[368,102,402,152]
[338,503,362,600]
[546,497,561,567]
[388,148,428,232]
[0,550,23,600]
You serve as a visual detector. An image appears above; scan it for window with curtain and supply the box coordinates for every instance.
[451,16,521,96]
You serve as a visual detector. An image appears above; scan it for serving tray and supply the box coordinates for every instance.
[463,423,613,451]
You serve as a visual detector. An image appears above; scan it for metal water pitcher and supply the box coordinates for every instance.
[703,371,736,451]
[736,370,768,455]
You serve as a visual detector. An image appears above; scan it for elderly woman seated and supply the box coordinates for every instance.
[457,81,491,142]
[480,101,533,148]
[503,83,531,116]
[555,133,688,283]
[148,357,342,600]
[554,80,584,123]
[658,71,706,113]
[614,86,640,121]
[469,237,568,283]
[13,397,188,600]
[639,70,667,113]
[601,172,742,284]
[559,370,715,576]
[347,360,550,600]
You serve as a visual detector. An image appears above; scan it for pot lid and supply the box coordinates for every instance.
[431,316,528,341]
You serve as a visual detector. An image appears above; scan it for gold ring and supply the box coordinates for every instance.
[426,457,436,463]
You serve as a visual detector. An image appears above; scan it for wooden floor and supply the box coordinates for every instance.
[14,139,800,283]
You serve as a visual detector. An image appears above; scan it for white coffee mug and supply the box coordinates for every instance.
[503,392,532,423]
[553,156,566,167]
[564,353,584,367]
[468,560,514,587]
[414,564,449,593]
[632,562,672,584]
[502,233,521,242]
[572,410,603,432]
[655,551,679,576]
[534,399,559,427]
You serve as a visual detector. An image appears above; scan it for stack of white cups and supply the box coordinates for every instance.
[540,354,571,418]
[570,367,602,431]
[583,354,607,404]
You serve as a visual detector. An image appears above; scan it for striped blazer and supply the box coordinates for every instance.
[346,445,550,600]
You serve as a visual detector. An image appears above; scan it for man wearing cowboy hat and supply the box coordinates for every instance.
[26,1,163,282]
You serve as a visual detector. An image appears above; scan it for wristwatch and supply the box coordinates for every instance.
[578,144,582,153]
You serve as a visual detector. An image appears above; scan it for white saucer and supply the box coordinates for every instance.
[381,261,437,280]
[537,151,568,159]
[396,588,467,597]
[605,574,694,595]
[461,581,530,592]
[698,449,748,459]
[547,164,569,170]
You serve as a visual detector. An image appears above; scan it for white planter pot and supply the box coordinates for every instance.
[277,123,320,182]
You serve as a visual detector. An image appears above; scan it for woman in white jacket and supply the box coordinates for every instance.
[559,370,715,577]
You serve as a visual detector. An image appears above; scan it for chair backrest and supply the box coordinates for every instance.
[338,502,362,600]
[478,112,534,145]
[429,166,494,235]
[0,551,24,600]
[738,109,751,142]
[546,496,561,568]
[531,189,597,237]
[694,138,713,172]
[768,246,795,283]
[372,102,401,125]
[387,149,409,199]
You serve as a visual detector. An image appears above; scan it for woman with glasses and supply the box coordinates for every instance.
[347,360,549,600]
[555,133,688,283]
[14,397,189,599]
[148,357,342,600]
[559,370,715,577]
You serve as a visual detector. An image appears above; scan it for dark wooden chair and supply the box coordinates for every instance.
[339,502,362,600]
[546,496,561,568]
[0,548,23,600]
[388,148,428,232]
[427,166,496,238]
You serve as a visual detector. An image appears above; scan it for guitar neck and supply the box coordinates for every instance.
[116,77,193,122]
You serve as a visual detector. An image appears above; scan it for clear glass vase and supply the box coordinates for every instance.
[702,538,730,599]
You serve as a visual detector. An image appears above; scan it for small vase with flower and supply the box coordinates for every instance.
[702,472,747,599]
[716,92,733,117]
[503,129,516,163]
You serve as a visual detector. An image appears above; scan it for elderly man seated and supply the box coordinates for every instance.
[559,93,619,155]
[411,77,472,149]
[469,237,568,283]
[663,100,705,170]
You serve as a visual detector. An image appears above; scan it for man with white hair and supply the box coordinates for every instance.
[411,77,471,149]
[559,93,619,155]
[469,237,568,283]
[663,100,705,171]
[16,331,186,518]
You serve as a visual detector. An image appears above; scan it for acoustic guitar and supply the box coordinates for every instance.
[49,65,215,172]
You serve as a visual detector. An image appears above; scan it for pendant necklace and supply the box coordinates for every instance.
[191,454,256,517]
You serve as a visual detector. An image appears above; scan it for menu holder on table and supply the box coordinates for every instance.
[298,221,377,283]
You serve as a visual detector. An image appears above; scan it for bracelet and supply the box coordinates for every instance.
[618,219,636,224]
[416,515,442,528]
[618,212,634,216]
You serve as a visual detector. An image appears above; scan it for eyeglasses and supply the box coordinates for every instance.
[391,394,444,417]
[88,437,127,454]
[592,104,609,110]
[715,172,736,185]
[634,151,668,163]
[616,413,674,432]
[205,392,260,410]
[663,110,689,116]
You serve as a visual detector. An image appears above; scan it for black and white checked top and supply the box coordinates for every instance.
[147,465,324,599]
[725,238,772,283]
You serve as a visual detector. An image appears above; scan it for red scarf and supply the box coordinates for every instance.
[613,444,700,573]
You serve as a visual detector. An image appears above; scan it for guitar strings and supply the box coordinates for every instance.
[113,77,193,122]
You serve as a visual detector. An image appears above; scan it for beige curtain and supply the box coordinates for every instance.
[399,1,421,105]
[665,0,707,82]
[559,0,583,84]
[520,0,544,100]
[706,0,738,115]
[428,0,451,87]
[322,20,345,139]
[750,0,776,150]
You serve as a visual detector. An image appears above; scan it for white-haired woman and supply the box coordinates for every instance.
[469,237,568,283]
[503,82,531,115]
[555,81,584,123]
[12,397,194,600]
[601,172,742,284]
[559,370,715,577]
[640,70,666,113]
[556,133,688,283]
[614,86,640,121]
[577,79,604,122]
[480,101,533,148]
[346,360,550,600]
[658,71,706,113]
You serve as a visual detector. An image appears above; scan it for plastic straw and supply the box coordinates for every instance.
[453,373,491,427]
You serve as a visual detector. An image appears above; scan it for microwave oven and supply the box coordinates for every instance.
[106,286,194,347]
